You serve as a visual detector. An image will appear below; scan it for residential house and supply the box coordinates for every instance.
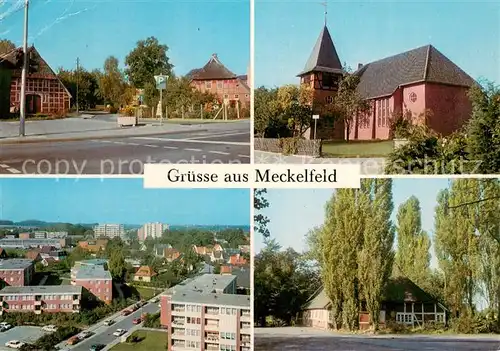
[298,25,475,140]
[25,250,42,263]
[78,239,108,253]
[300,277,447,330]
[188,54,251,110]
[160,274,251,351]
[0,285,82,315]
[41,257,56,267]
[164,248,181,262]
[229,254,247,266]
[133,266,157,283]
[0,259,35,287]
[2,46,71,115]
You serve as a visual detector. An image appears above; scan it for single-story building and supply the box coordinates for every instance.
[133,266,157,283]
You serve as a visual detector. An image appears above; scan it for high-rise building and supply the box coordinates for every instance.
[160,274,251,351]
[137,222,168,241]
[93,224,125,239]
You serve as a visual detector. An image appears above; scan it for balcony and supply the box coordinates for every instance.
[205,335,219,343]
[171,321,185,328]
[34,300,42,306]
[204,324,219,332]
[73,299,80,304]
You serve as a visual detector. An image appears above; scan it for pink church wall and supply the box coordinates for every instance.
[402,83,427,123]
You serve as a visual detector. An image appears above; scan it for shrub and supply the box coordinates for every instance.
[278,137,300,155]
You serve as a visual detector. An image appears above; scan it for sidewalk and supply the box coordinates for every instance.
[0,118,208,144]
[254,151,386,175]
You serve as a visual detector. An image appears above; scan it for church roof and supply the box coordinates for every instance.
[297,25,343,76]
[355,45,476,99]
[187,54,237,80]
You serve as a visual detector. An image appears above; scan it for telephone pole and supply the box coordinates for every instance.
[76,57,80,115]
[19,0,29,137]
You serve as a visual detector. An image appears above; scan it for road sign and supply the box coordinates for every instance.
[313,114,320,120]
[154,75,167,90]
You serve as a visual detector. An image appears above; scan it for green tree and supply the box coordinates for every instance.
[254,189,270,239]
[466,82,500,173]
[358,179,394,331]
[394,196,431,287]
[0,39,15,56]
[125,36,173,89]
[254,87,281,137]
[108,248,126,282]
[99,56,127,106]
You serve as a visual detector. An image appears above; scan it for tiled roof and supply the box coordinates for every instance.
[135,265,157,277]
[188,54,237,80]
[355,45,476,99]
[298,25,343,76]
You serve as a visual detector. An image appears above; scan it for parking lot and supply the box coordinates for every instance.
[0,326,49,350]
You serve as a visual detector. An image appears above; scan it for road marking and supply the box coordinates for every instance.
[0,164,9,168]
[134,136,249,146]
[127,143,140,146]
[163,146,178,150]
[209,151,230,155]
[7,168,21,174]
[184,148,202,152]
[112,141,127,145]
[238,155,250,158]
[189,131,249,140]
[144,144,159,148]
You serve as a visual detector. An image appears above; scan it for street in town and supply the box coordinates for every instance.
[255,327,500,351]
[0,116,250,174]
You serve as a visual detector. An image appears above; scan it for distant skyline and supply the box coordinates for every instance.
[255,179,451,268]
[256,0,500,87]
[0,0,250,76]
[0,178,250,226]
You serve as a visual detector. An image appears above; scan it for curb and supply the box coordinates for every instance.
[0,128,209,145]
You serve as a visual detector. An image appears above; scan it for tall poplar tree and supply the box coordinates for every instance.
[358,179,395,330]
[394,196,431,287]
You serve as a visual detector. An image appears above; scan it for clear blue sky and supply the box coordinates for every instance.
[256,0,500,87]
[255,179,451,267]
[0,178,250,226]
[0,0,249,76]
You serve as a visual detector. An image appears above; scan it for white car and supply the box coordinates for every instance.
[42,324,57,332]
[5,340,25,349]
[78,330,92,339]
[113,329,126,337]
[0,322,12,331]
[103,319,114,326]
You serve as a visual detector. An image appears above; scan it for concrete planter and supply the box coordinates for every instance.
[393,138,409,149]
[117,116,138,127]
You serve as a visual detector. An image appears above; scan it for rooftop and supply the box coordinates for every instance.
[74,264,112,280]
[298,25,343,76]
[76,259,108,266]
[0,259,33,270]
[0,285,82,295]
[164,274,236,296]
[172,291,250,308]
[187,54,238,80]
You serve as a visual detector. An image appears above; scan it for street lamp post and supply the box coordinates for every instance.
[19,0,29,137]
[313,114,320,140]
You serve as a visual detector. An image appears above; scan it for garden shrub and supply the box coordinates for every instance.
[278,137,300,155]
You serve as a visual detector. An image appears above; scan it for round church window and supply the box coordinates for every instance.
[409,92,417,103]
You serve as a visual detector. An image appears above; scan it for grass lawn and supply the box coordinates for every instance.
[110,330,168,350]
[134,287,161,300]
[322,140,394,158]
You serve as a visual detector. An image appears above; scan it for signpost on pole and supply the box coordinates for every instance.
[313,114,319,140]
[154,75,168,125]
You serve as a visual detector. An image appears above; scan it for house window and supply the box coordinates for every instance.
[322,73,336,88]
[224,94,229,99]
[205,81,212,89]
[409,92,417,103]
[216,81,223,89]
[377,101,382,127]
[234,94,239,99]
[325,96,333,104]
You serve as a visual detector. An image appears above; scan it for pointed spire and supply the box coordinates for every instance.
[297,25,343,76]
[321,1,327,26]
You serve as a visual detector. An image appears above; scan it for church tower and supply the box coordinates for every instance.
[297,24,345,139]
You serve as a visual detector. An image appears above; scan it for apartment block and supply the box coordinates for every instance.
[0,259,35,287]
[33,231,68,239]
[0,285,82,314]
[137,222,168,241]
[160,274,251,351]
[71,260,112,304]
[0,238,66,249]
[93,224,125,239]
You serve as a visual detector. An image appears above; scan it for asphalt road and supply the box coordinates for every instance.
[255,328,500,351]
[0,127,250,174]
[66,302,159,351]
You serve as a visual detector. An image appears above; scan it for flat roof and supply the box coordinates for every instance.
[172,291,250,308]
[0,259,33,270]
[74,265,112,280]
[165,274,236,295]
[0,285,82,295]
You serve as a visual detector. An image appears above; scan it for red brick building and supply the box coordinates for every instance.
[71,260,112,304]
[188,54,250,110]
[5,46,71,115]
[299,26,475,140]
[0,285,82,315]
[0,259,35,287]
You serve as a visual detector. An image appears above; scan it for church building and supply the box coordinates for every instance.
[299,25,476,140]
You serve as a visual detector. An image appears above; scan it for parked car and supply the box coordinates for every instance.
[132,318,142,325]
[42,325,58,332]
[122,310,131,316]
[103,319,114,326]
[113,329,126,337]
[0,322,12,332]
[152,297,159,303]
[78,331,92,339]
[89,344,105,351]
[5,340,25,349]
[67,336,80,345]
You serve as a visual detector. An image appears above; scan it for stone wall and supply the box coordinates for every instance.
[254,138,322,157]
